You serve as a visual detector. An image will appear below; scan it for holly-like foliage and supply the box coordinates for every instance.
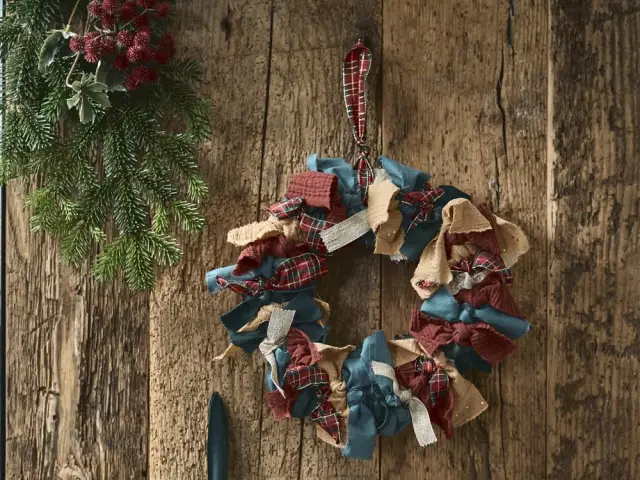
[0,0,211,290]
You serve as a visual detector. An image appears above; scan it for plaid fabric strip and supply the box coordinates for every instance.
[284,365,341,443]
[428,369,450,407]
[215,276,265,296]
[216,253,327,296]
[344,41,374,204]
[356,157,374,205]
[267,197,304,220]
[451,251,513,285]
[284,365,330,389]
[415,358,450,407]
[311,384,341,443]
[473,251,513,285]
[274,253,328,290]
[299,213,336,253]
[401,185,446,232]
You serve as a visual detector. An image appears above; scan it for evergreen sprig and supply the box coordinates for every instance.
[0,0,211,290]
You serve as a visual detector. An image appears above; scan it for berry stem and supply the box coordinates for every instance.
[65,53,81,87]
[64,0,83,32]
[120,8,152,30]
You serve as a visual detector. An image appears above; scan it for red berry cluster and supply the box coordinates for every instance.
[69,0,174,91]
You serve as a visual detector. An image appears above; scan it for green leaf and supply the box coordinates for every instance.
[66,92,81,109]
[86,91,111,107]
[78,97,95,124]
[38,31,63,71]
[86,81,108,93]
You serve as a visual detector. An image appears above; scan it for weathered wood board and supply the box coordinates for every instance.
[6,181,150,480]
[547,1,640,478]
[5,1,640,479]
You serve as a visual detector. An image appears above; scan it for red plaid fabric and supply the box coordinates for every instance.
[396,357,455,438]
[268,197,304,219]
[414,359,449,406]
[401,185,446,232]
[451,251,513,285]
[286,366,340,443]
[409,309,518,366]
[299,213,336,254]
[233,236,309,275]
[267,361,341,443]
[216,253,328,296]
[311,385,342,443]
[355,157,374,205]
[285,171,347,222]
[344,41,374,204]
[285,364,330,389]
[455,273,524,318]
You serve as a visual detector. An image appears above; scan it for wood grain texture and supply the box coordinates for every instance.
[148,1,272,479]
[7,1,640,479]
[257,1,381,478]
[381,1,547,478]
[548,1,640,478]
[5,179,149,480]
[493,1,548,478]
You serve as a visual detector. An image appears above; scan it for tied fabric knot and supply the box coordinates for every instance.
[370,360,437,447]
[415,358,451,409]
[329,379,348,414]
[455,273,524,319]
[455,318,474,337]
[451,250,513,286]
[258,308,297,396]
[281,364,342,443]
[401,185,446,233]
[421,287,531,340]
[409,309,518,366]
[216,253,328,296]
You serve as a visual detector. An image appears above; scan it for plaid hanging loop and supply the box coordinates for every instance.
[343,40,375,203]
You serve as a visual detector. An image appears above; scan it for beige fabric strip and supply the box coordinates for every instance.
[370,360,438,447]
[367,178,405,255]
[227,217,283,246]
[432,351,488,426]
[412,199,492,297]
[387,338,424,366]
[315,343,356,416]
[494,215,530,267]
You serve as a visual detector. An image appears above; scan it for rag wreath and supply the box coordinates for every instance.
[206,41,530,460]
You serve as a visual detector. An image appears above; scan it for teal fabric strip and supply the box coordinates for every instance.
[420,287,531,339]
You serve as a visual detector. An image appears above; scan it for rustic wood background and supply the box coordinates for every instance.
[5,0,640,478]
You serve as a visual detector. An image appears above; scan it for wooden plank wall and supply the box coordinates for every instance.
[4,1,640,479]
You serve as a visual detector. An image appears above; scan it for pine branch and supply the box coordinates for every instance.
[1,0,212,290]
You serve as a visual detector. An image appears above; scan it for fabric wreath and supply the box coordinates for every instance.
[206,41,532,461]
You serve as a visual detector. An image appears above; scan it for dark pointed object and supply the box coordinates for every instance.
[207,392,229,480]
